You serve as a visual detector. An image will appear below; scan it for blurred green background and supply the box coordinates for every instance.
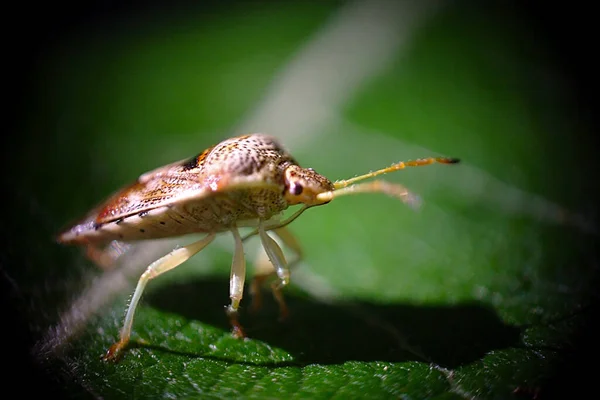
[4,0,599,398]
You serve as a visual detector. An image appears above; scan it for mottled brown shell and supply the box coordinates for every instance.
[58,134,299,245]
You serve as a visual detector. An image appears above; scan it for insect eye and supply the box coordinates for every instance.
[291,183,303,196]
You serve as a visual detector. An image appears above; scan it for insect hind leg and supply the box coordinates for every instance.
[86,240,132,270]
[103,233,216,361]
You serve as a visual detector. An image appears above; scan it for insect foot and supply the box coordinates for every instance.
[226,303,246,339]
[102,340,128,362]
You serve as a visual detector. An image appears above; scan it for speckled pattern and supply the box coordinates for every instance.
[57,134,335,246]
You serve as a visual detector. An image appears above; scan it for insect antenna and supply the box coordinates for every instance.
[334,157,460,189]
[316,157,460,208]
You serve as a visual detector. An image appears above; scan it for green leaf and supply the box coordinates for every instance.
[8,1,598,399]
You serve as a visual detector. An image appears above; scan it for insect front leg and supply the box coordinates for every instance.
[253,224,300,321]
[227,226,247,338]
[103,233,216,362]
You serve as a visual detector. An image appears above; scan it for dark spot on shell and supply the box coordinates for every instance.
[139,228,145,233]
[181,155,199,170]
[160,221,166,225]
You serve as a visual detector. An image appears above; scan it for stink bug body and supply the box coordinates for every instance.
[57,133,459,361]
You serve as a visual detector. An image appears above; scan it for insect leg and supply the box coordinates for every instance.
[250,226,303,311]
[226,227,247,338]
[254,224,298,320]
[85,240,132,270]
[272,226,303,266]
[103,233,216,361]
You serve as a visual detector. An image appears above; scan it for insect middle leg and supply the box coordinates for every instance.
[250,225,302,320]
[226,226,247,338]
[103,233,216,361]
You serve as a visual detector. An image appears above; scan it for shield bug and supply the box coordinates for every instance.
[57,134,459,361]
